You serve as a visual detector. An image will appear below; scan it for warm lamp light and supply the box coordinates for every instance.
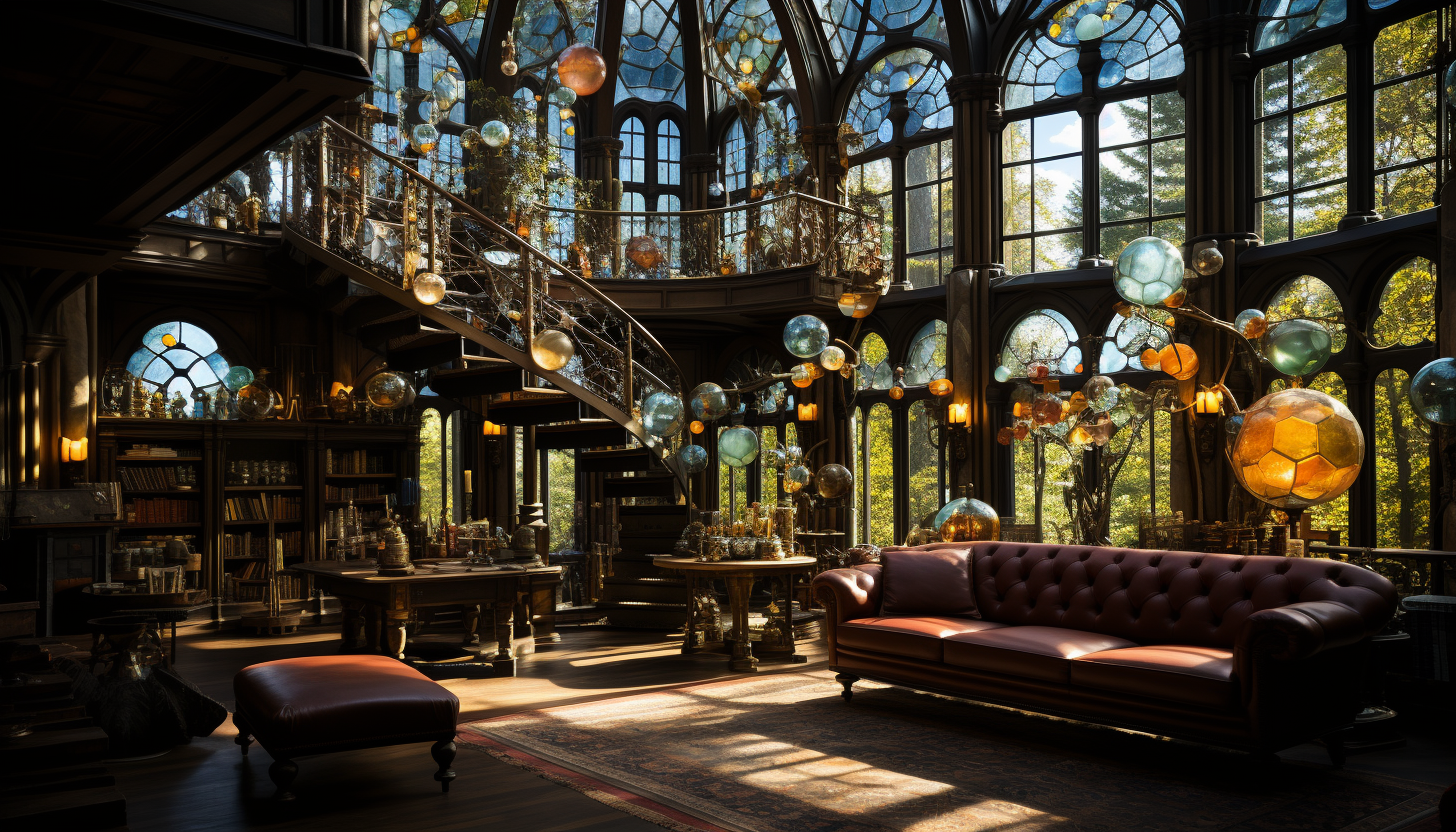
[928,378,953,397]
[60,436,87,463]
[797,403,818,421]
[482,420,507,436]
[1194,387,1224,415]
[330,382,354,398]
[948,402,969,425]
[1229,388,1363,509]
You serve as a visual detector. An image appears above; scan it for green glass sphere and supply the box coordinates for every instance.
[1265,319,1332,377]
[783,315,830,359]
[1409,357,1456,426]
[679,443,709,474]
[689,382,730,421]
[642,392,684,438]
[1113,236,1184,306]
[223,366,254,392]
[718,426,760,468]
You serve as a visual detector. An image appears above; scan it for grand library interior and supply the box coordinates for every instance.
[2,0,1455,829]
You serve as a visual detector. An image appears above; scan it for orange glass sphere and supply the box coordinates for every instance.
[1230,388,1363,509]
[928,378,953,397]
[1158,343,1199,380]
[888,385,905,400]
[1140,348,1161,368]
[557,44,607,96]
[689,420,705,435]
[1164,288,1188,308]
[1013,422,1030,440]
[997,427,1014,445]
[625,235,663,269]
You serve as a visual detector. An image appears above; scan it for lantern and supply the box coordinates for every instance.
[928,378,953,397]
[1194,387,1224,415]
[797,403,818,421]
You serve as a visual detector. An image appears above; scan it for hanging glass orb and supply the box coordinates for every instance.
[790,365,813,388]
[1234,308,1269,339]
[366,370,414,410]
[815,463,854,499]
[689,382,730,421]
[1408,357,1456,426]
[993,365,1012,383]
[461,127,483,152]
[1074,13,1105,40]
[625,235,664,269]
[1081,375,1117,412]
[412,272,446,305]
[501,58,518,76]
[708,181,725,198]
[785,445,804,467]
[531,329,576,371]
[1158,343,1200,380]
[481,120,511,148]
[783,314,830,358]
[1445,58,1456,109]
[557,44,608,95]
[223,366,254,392]
[933,497,1000,542]
[1230,388,1363,510]
[410,122,440,154]
[819,346,846,371]
[679,443,709,474]
[642,391,685,438]
[236,381,275,420]
[551,86,578,106]
[1114,237,1185,306]
[1191,246,1224,276]
[784,464,810,494]
[718,426,760,468]
[1115,315,1172,357]
[432,69,464,110]
[1265,319,1332,377]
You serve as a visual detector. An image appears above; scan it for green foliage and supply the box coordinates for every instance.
[419,409,443,524]
[463,82,592,220]
[547,449,576,551]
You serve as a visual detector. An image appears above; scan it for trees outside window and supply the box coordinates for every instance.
[419,408,456,526]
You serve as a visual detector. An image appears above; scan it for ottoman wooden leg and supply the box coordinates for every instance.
[233,712,253,757]
[431,739,457,793]
[269,758,299,801]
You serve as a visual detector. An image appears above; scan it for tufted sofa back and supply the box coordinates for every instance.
[888,541,1396,648]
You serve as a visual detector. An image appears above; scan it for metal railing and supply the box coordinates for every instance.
[279,117,688,481]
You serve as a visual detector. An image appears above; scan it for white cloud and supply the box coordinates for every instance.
[1049,122,1082,150]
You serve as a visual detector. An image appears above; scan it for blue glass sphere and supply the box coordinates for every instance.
[1265,319,1332,377]
[783,315,830,359]
[784,464,810,493]
[718,426,760,468]
[1233,308,1268,339]
[224,366,254,392]
[679,443,709,474]
[1445,58,1456,110]
[1113,237,1185,306]
[689,382,730,421]
[641,392,684,438]
[993,365,1012,383]
[1409,357,1456,426]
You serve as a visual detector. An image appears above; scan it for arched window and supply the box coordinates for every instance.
[125,322,230,402]
[809,0,948,77]
[1098,315,1161,373]
[419,408,456,525]
[904,320,948,384]
[615,0,687,108]
[1371,256,1436,346]
[865,403,895,544]
[620,117,647,186]
[1265,275,1347,354]
[1001,1,1186,273]
[999,308,1082,377]
[1252,1,1448,241]
[845,49,954,288]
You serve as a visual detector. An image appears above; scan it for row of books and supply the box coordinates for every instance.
[125,498,200,524]
[224,495,302,521]
[326,449,391,474]
[222,530,303,558]
[120,444,199,458]
[118,465,197,491]
[227,572,307,601]
[325,484,383,500]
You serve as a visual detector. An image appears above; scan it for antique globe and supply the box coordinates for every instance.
[1234,308,1268,339]
[480,120,511,148]
[689,382,730,420]
[933,497,1000,542]
[718,426,760,468]
[784,464,810,493]
[1264,319,1332,377]
[1113,236,1185,306]
[1229,388,1363,510]
[641,391,684,438]
[366,370,414,411]
[679,443,709,474]
[236,381,275,420]
[557,44,608,96]
[783,314,830,358]
[531,329,576,372]
[224,366,254,392]
[412,271,446,305]
[815,463,853,499]
[460,127,483,152]
[1408,357,1456,426]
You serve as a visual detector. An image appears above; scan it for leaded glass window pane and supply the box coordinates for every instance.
[1002,113,1083,273]
[1255,45,1347,242]
[616,0,687,107]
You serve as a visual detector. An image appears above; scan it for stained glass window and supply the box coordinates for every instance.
[1253,0,1347,52]
[1000,309,1082,376]
[616,0,687,107]
[514,0,598,84]
[657,120,682,186]
[856,332,892,390]
[1004,0,1184,109]
[125,322,231,401]
[844,49,952,152]
[620,117,647,184]
[1098,314,1161,372]
[903,320,948,385]
[809,0,949,75]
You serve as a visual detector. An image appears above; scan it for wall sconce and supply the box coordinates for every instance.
[60,436,88,463]
[797,403,818,421]
[482,419,506,464]
[1194,387,1224,416]
[482,420,507,436]
[947,403,969,426]
[928,378,954,397]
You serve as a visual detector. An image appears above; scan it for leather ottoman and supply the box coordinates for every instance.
[233,655,460,800]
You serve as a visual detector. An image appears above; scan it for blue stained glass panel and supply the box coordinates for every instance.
[1007,0,1183,106]
[126,349,152,377]
[187,362,220,387]
[143,357,172,385]
[142,322,179,353]
[846,49,952,151]
[165,349,201,370]
[1254,0,1346,51]
[179,323,217,355]
[205,352,230,377]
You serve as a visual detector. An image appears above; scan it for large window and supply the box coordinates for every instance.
[1000,1,1186,273]
[124,321,230,402]
[546,449,577,552]
[419,408,456,526]
[1255,46,1347,241]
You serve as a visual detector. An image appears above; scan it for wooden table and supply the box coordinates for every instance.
[291,560,561,676]
[654,556,817,672]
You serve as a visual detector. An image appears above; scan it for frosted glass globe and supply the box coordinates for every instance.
[224,366,254,392]
[1114,236,1184,306]
[412,272,446,305]
[679,443,709,474]
[689,382,730,420]
[531,329,576,372]
[366,371,414,410]
[819,346,845,371]
[718,427,760,468]
[1265,319,1332,377]
[641,392,684,438]
[481,120,511,148]
[783,315,830,358]
[410,123,440,154]
[1409,357,1456,426]
[815,464,853,499]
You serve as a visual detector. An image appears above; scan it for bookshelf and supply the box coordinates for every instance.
[316,426,417,561]
[101,421,211,593]
[221,430,309,604]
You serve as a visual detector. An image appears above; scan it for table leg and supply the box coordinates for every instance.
[786,574,806,663]
[727,576,757,672]
[340,600,365,652]
[492,600,516,676]
[462,604,480,646]
[384,609,409,660]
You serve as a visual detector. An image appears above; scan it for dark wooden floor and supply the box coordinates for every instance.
[81,617,1455,831]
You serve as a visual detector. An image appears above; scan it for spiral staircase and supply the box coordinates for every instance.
[275,117,692,625]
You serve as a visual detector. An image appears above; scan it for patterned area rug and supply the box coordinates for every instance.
[459,671,1443,832]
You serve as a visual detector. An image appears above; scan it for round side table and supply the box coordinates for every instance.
[655,556,817,672]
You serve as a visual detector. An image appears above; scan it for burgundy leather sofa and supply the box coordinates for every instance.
[812,541,1397,761]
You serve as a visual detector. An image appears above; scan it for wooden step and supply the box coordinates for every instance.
[356,311,423,347]
[0,726,109,773]
[533,421,629,450]
[0,765,116,795]
[603,474,677,499]
[487,392,591,426]
[321,275,378,315]
[386,329,461,371]
[0,673,74,703]
[578,446,654,474]
[342,292,405,331]
[429,360,529,397]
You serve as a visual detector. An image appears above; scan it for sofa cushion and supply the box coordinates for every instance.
[880,547,978,617]
[943,626,1137,683]
[838,617,1007,662]
[1071,645,1236,710]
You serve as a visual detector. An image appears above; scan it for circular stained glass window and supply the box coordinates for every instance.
[125,322,231,400]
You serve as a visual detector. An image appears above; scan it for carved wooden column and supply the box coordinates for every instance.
[947,268,996,503]
[1181,14,1257,524]
[797,123,844,202]
[948,74,1005,271]
[578,136,623,276]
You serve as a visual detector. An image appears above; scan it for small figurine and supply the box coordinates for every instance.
[237,192,263,235]
[168,392,187,420]
[192,388,211,419]
[213,387,231,420]
[131,378,149,417]
[148,391,166,419]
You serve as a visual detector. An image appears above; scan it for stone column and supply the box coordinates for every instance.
[1181,14,1258,524]
[947,74,1004,271]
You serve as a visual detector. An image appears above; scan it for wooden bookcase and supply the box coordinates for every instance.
[315,425,418,561]
[219,426,311,603]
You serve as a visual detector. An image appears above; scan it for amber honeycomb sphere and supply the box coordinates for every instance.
[1230,388,1363,510]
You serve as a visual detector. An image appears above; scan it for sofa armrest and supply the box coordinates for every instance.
[1236,600,1372,664]
[813,565,881,625]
